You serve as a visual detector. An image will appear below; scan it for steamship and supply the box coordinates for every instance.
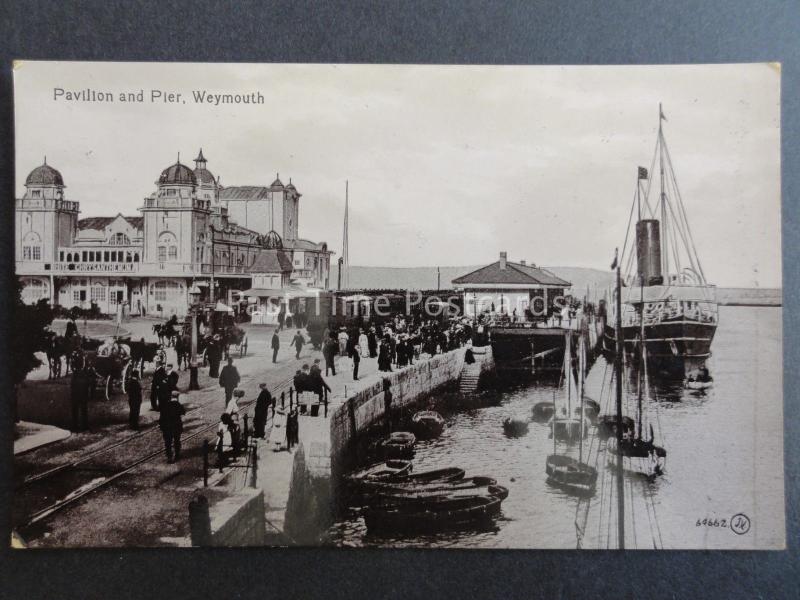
[604,107,718,376]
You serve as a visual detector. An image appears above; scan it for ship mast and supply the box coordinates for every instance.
[614,249,625,549]
[659,103,669,280]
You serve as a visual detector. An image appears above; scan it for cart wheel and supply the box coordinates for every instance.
[104,375,111,401]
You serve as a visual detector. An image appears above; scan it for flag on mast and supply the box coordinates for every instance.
[659,104,667,122]
[610,248,619,270]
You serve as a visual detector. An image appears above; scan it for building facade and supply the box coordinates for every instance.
[452,252,571,318]
[15,151,332,317]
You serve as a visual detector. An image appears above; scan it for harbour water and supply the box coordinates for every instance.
[326,306,784,549]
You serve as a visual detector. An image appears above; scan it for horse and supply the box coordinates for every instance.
[174,334,192,370]
[82,351,130,400]
[153,320,180,347]
[118,337,164,373]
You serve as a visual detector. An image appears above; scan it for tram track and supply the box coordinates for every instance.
[15,371,297,535]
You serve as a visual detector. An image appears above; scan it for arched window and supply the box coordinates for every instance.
[90,280,106,303]
[109,232,131,246]
[158,231,178,262]
[22,231,42,261]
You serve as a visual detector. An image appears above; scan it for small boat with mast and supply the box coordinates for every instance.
[607,247,667,479]
[604,105,718,377]
[546,332,597,496]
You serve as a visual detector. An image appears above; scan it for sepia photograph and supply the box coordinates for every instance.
[10,61,783,550]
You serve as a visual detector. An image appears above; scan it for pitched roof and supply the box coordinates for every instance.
[219,186,271,201]
[452,261,571,287]
[285,238,328,251]
[77,216,143,231]
[249,249,293,273]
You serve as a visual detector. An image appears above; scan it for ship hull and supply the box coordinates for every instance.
[603,320,716,376]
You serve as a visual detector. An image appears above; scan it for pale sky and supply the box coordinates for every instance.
[14,61,781,288]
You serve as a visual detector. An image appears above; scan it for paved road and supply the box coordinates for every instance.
[14,319,372,547]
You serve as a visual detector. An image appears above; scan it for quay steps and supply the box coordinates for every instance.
[459,362,482,394]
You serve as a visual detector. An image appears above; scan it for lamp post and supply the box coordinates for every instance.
[188,283,202,390]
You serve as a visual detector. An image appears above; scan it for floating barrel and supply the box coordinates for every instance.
[636,219,663,285]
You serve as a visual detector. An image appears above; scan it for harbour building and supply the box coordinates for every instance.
[15,151,332,317]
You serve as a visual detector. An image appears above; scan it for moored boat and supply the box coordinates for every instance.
[345,459,413,483]
[378,431,416,459]
[411,410,445,439]
[362,494,503,532]
[502,415,530,437]
[545,454,597,496]
[603,107,717,377]
[532,401,555,422]
[597,414,635,440]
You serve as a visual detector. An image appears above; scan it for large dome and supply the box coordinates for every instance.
[159,161,197,185]
[26,162,64,186]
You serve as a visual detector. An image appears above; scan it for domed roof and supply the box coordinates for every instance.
[159,161,197,185]
[26,161,64,186]
[270,174,284,189]
[194,167,216,185]
[285,178,296,191]
[193,149,216,185]
[264,230,283,249]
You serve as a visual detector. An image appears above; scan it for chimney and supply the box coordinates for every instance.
[520,260,526,266]
[499,251,507,270]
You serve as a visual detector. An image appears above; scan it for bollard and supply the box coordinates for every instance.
[189,494,212,547]
[203,439,210,487]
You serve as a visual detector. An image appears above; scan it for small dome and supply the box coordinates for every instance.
[26,162,64,186]
[159,161,196,185]
[270,173,284,189]
[285,179,296,191]
[264,230,283,249]
[194,167,216,185]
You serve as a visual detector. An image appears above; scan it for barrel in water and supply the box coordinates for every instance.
[636,219,663,285]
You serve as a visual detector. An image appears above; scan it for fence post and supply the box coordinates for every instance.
[249,442,258,488]
[243,414,249,448]
[281,391,285,409]
[324,387,328,418]
[217,431,224,471]
[289,387,294,410]
[203,439,209,487]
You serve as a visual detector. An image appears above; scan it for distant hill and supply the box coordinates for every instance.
[327,265,781,306]
[329,264,614,298]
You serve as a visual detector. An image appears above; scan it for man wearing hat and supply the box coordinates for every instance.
[219,357,241,405]
[127,369,143,430]
[158,364,179,410]
[150,360,166,411]
[253,383,272,438]
[159,391,186,463]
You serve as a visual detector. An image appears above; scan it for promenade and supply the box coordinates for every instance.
[13,318,378,547]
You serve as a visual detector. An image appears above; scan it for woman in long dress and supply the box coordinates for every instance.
[359,329,369,357]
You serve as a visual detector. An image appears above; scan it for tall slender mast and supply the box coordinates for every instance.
[614,253,625,549]
[637,167,645,440]
[659,103,669,279]
[342,181,349,290]
[578,334,585,463]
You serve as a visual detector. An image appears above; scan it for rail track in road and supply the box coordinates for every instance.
[15,372,297,536]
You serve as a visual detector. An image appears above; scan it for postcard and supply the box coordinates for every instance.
[11,61,783,549]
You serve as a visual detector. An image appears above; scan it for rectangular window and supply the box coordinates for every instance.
[91,286,105,302]
[31,190,41,198]
[32,247,41,260]
[158,247,166,262]
[154,289,166,302]
[73,290,81,303]
[168,246,178,261]
[23,247,31,260]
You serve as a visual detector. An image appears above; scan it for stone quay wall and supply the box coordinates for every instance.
[190,488,266,547]
[329,347,467,472]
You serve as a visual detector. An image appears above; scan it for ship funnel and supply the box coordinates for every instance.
[636,219,663,285]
